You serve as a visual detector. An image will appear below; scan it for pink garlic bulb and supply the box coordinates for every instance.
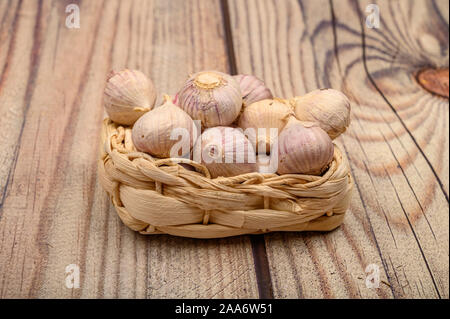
[194,126,257,178]
[132,95,196,158]
[103,69,156,125]
[177,71,242,127]
[277,119,334,175]
[234,74,273,106]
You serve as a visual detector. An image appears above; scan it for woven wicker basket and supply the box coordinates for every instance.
[98,118,353,238]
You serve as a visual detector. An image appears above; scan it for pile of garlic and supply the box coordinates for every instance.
[103,69,350,178]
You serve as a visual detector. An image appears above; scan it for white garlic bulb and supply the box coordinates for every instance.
[234,74,273,106]
[104,69,157,125]
[277,118,334,175]
[132,95,196,158]
[177,71,242,127]
[238,99,294,154]
[194,126,257,178]
[291,88,350,139]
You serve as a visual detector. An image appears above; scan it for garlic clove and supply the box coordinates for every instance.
[277,119,334,175]
[238,99,294,154]
[233,74,273,106]
[291,88,350,140]
[132,95,196,158]
[193,126,257,178]
[104,69,157,125]
[177,71,242,127]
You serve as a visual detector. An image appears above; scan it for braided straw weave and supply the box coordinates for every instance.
[98,119,354,238]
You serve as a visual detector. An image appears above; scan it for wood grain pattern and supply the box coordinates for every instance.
[0,0,258,298]
[228,0,448,298]
[0,0,447,299]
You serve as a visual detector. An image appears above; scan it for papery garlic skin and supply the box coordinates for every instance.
[104,69,157,125]
[177,71,242,127]
[132,96,196,158]
[256,154,278,174]
[291,88,350,140]
[194,126,257,178]
[238,99,293,154]
[234,74,273,106]
[277,119,334,175]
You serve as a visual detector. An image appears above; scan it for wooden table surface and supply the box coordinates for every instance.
[0,0,448,299]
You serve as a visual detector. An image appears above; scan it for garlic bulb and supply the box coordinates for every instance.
[132,95,196,158]
[104,69,157,125]
[238,99,293,154]
[193,126,257,178]
[177,71,242,127]
[277,119,334,175]
[291,88,350,139]
[234,74,273,106]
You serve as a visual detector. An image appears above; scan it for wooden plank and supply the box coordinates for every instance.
[228,0,448,298]
[0,0,258,298]
[0,0,33,209]
[357,0,449,298]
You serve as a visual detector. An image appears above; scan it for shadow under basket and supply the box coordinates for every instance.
[98,119,354,239]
